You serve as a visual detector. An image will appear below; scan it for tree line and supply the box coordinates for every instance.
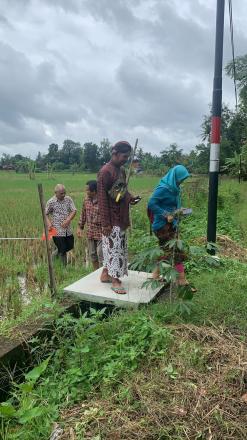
[1,54,247,177]
[0,138,211,176]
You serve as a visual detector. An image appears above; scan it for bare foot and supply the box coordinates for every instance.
[177,280,189,286]
[177,280,197,293]
[100,268,112,283]
[152,267,160,280]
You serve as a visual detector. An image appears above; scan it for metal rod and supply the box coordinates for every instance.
[207,0,225,250]
[126,138,138,185]
[38,183,57,297]
[239,154,242,183]
[127,138,138,234]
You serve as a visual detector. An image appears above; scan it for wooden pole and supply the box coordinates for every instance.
[38,183,56,297]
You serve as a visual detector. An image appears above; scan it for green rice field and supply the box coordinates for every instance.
[0,170,246,333]
[1,171,247,439]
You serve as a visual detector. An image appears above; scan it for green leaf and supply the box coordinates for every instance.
[168,268,179,282]
[206,242,219,251]
[0,403,17,418]
[205,256,221,267]
[177,286,194,300]
[24,356,50,384]
[176,239,183,251]
[81,346,90,353]
[160,261,172,269]
[177,302,192,316]
[17,406,44,424]
[18,383,34,393]
[166,239,177,249]
[189,246,205,256]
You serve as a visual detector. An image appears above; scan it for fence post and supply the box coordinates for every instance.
[38,183,56,297]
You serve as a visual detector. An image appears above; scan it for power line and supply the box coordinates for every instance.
[0,237,40,240]
[228,0,238,110]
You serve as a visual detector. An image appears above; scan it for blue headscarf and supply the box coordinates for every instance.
[158,165,190,208]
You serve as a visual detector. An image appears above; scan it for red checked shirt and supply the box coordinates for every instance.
[78,196,102,240]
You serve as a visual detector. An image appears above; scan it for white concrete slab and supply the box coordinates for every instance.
[64,269,161,308]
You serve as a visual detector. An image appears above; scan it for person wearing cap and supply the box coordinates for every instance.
[97,141,140,294]
[45,184,77,265]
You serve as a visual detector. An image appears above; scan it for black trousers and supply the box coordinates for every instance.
[53,235,74,255]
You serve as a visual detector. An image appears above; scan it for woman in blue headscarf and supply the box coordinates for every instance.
[148,165,190,285]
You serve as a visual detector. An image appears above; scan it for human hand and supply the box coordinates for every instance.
[61,219,70,229]
[102,226,112,237]
[173,209,182,218]
[77,227,83,238]
[47,221,52,231]
[166,215,174,223]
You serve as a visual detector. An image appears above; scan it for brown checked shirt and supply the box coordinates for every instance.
[97,160,132,231]
[78,197,102,240]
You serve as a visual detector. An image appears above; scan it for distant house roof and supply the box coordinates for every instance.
[1,165,15,170]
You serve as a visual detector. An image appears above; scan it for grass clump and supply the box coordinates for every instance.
[57,325,247,440]
[0,309,173,439]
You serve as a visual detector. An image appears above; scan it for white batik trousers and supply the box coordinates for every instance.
[102,226,128,279]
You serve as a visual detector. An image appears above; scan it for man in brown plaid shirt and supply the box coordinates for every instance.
[77,180,103,270]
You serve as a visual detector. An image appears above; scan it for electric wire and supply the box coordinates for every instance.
[228,0,238,111]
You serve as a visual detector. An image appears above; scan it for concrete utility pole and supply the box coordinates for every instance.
[207,0,225,247]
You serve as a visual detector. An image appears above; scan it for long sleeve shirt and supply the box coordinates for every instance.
[97,161,132,230]
[148,186,178,232]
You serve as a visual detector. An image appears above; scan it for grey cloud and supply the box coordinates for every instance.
[0,0,30,15]
[42,0,80,13]
[53,0,80,12]
[0,118,48,146]
[116,56,205,129]
[0,43,84,128]
[146,3,214,73]
[0,0,246,156]
[83,0,138,33]
[0,14,11,27]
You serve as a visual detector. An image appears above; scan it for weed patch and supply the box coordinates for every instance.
[58,325,247,440]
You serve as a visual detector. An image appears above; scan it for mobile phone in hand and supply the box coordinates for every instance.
[132,196,142,205]
[181,208,192,215]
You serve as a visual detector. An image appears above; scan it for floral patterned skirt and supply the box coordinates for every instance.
[102,226,128,279]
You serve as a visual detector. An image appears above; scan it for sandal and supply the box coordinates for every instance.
[177,281,197,293]
[111,286,127,295]
[101,278,112,283]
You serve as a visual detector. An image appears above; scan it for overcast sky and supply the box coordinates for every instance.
[0,0,246,157]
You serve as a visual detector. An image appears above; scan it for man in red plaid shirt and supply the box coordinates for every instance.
[77,180,103,270]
